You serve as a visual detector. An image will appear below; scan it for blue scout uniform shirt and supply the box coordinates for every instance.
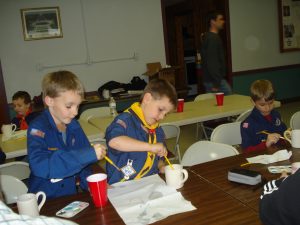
[27,109,98,199]
[105,112,165,184]
[241,107,287,149]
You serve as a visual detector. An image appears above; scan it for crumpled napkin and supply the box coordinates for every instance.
[108,174,196,225]
[246,149,292,165]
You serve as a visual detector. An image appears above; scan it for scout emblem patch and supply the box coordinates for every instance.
[121,159,136,180]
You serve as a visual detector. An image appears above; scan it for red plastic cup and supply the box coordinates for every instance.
[215,92,224,106]
[86,173,108,207]
[177,99,184,112]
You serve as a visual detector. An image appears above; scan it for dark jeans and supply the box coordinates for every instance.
[203,79,232,96]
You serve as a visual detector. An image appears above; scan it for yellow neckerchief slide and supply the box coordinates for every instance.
[124,102,158,180]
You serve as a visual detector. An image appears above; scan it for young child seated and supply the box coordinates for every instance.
[11,91,39,130]
[27,71,106,199]
[241,80,287,152]
[105,79,177,184]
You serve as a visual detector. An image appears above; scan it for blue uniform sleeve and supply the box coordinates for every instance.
[241,120,257,149]
[28,125,97,179]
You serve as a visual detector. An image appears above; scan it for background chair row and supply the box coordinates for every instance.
[0,162,30,204]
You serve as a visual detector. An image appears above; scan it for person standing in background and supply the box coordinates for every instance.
[200,11,232,95]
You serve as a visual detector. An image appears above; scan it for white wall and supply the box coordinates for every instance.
[0,0,166,101]
[229,0,300,72]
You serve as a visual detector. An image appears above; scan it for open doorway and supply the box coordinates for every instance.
[161,0,231,97]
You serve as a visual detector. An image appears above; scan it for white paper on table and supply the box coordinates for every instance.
[246,149,292,165]
[108,174,196,225]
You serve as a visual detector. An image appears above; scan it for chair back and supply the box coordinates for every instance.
[79,107,111,122]
[181,141,239,166]
[0,174,28,204]
[194,93,215,101]
[236,109,252,122]
[290,111,300,129]
[0,162,30,180]
[210,122,242,145]
[161,123,181,163]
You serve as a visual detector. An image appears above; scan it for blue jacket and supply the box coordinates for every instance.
[27,109,97,199]
[241,107,287,149]
[105,112,165,184]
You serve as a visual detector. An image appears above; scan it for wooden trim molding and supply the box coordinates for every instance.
[232,63,300,76]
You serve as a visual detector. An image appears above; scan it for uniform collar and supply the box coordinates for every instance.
[44,109,80,132]
[252,107,275,121]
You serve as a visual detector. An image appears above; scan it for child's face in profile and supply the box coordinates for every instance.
[12,98,30,116]
[142,93,174,126]
[45,90,82,126]
[253,98,274,116]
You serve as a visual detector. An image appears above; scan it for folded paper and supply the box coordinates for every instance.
[246,149,292,165]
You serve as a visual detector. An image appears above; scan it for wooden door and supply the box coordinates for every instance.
[0,60,10,126]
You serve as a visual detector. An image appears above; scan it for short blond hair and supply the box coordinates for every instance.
[42,71,85,99]
[141,79,177,108]
[250,80,275,102]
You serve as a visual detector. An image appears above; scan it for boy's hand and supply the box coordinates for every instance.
[266,133,281,147]
[93,143,107,160]
[150,143,167,157]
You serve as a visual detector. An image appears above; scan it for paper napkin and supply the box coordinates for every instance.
[246,149,292,165]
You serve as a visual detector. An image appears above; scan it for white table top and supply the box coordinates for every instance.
[0,120,104,159]
[88,94,281,132]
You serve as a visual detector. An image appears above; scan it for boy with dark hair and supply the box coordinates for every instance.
[12,91,39,130]
[241,80,287,152]
[106,79,177,184]
[27,70,106,198]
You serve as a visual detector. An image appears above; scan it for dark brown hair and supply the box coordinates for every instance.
[12,91,31,104]
[42,71,85,99]
[250,80,275,102]
[141,79,177,108]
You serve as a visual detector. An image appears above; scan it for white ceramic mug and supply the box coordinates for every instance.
[284,129,300,148]
[1,124,17,138]
[17,192,46,217]
[165,164,188,189]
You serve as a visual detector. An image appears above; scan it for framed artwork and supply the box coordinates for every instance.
[278,0,300,52]
[20,7,63,41]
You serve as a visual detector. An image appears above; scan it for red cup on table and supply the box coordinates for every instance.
[215,92,224,106]
[177,99,184,112]
[86,173,108,207]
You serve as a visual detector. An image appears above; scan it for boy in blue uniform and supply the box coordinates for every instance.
[241,80,287,152]
[27,71,106,199]
[105,79,177,184]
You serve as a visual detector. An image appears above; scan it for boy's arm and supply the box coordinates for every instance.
[108,136,167,157]
[28,126,98,179]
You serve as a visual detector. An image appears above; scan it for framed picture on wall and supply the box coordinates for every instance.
[21,7,63,41]
[278,0,300,52]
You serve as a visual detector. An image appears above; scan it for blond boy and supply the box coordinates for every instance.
[27,71,106,198]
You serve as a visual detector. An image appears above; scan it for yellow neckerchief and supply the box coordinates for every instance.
[124,102,158,180]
